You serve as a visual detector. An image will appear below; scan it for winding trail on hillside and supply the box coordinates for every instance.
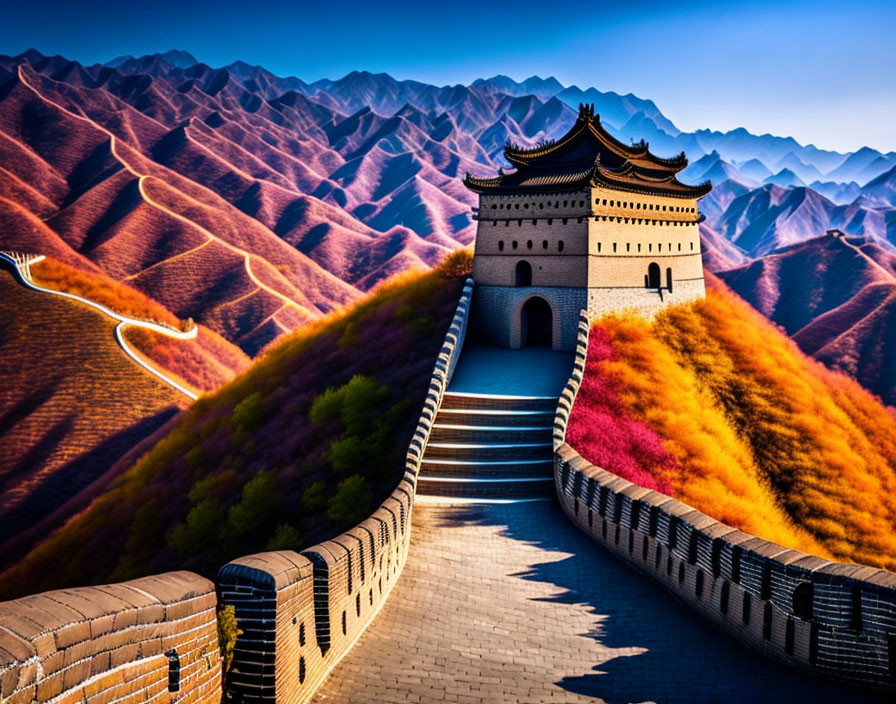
[16,66,315,326]
[0,251,199,399]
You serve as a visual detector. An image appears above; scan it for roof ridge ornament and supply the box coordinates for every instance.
[578,102,595,121]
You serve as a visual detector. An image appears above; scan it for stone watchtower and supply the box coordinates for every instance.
[463,103,711,351]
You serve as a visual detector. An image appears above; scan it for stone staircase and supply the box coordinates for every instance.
[416,390,558,501]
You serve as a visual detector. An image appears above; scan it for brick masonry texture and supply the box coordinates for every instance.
[586,278,706,321]
[0,280,474,704]
[471,184,706,350]
[0,571,221,704]
[470,285,586,351]
[3,272,895,703]
[553,311,896,694]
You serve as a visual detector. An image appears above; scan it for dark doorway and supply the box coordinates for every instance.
[515,260,532,287]
[521,297,552,347]
[647,262,661,288]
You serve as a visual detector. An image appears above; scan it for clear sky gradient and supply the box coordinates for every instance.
[3,0,894,153]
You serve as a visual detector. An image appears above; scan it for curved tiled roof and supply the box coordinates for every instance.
[465,159,595,194]
[593,163,712,198]
[503,103,688,171]
[466,103,710,199]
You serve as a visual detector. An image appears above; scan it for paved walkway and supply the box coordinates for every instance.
[314,501,883,704]
[448,344,574,397]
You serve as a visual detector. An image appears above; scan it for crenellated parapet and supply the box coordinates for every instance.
[217,278,475,704]
[0,279,476,704]
[552,320,896,693]
[552,310,590,448]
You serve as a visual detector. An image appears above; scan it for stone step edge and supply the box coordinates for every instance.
[443,391,558,401]
[432,424,552,432]
[426,442,553,449]
[414,496,551,505]
[417,476,552,484]
[420,458,552,466]
[437,408,554,416]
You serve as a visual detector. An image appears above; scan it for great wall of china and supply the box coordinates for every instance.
[2,276,895,703]
[552,314,896,692]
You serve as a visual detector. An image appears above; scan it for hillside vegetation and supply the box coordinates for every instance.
[29,256,250,392]
[568,276,896,570]
[0,256,469,599]
[30,256,186,328]
[718,233,896,406]
[0,267,185,560]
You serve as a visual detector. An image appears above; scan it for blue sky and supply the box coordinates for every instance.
[3,0,894,152]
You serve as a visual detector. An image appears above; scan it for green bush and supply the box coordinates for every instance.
[328,474,372,527]
[168,498,223,554]
[300,480,327,512]
[328,435,369,474]
[311,376,396,474]
[232,391,266,430]
[336,376,390,436]
[187,470,237,504]
[267,523,303,551]
[309,386,342,427]
[222,471,278,540]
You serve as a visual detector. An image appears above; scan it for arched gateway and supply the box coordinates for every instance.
[520,296,552,347]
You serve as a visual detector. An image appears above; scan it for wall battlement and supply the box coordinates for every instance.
[216,277,473,703]
[552,311,896,692]
[0,279,474,704]
[3,279,893,701]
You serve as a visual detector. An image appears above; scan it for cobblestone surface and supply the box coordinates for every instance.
[313,501,882,703]
[447,343,574,396]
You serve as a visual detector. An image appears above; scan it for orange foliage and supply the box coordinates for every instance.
[574,280,896,569]
[124,327,250,394]
[30,257,185,329]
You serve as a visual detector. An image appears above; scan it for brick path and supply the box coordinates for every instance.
[314,501,882,703]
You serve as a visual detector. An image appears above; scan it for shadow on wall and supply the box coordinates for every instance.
[435,502,887,704]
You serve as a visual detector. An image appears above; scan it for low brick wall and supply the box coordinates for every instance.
[552,311,590,448]
[218,278,475,704]
[0,571,221,704]
[553,311,896,692]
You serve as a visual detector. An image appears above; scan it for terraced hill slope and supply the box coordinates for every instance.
[0,255,469,599]
[718,233,896,405]
[28,256,250,393]
[0,266,187,558]
[567,275,896,570]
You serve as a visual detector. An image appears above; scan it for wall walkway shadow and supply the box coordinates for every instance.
[442,500,885,704]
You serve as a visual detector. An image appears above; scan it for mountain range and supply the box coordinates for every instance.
[1,48,895,531]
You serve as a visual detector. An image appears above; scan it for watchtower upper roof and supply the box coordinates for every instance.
[464,103,711,199]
